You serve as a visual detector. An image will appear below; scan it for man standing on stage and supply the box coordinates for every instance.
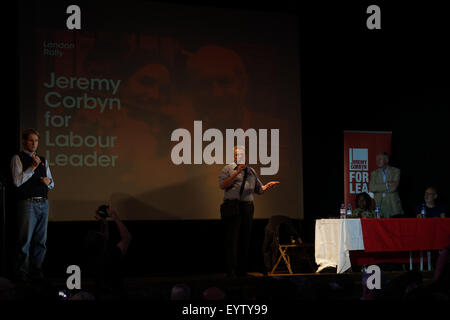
[219,146,279,278]
[369,152,403,218]
[11,128,54,282]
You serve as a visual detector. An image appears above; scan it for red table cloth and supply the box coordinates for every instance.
[361,218,450,252]
[351,218,450,266]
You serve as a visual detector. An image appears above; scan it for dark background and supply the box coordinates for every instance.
[1,1,449,278]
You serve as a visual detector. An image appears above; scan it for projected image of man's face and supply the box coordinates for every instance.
[186,45,248,127]
[122,64,170,110]
[118,62,177,156]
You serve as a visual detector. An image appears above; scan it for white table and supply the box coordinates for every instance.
[314,219,365,273]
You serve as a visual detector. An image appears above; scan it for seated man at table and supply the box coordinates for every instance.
[351,192,376,218]
[415,186,446,218]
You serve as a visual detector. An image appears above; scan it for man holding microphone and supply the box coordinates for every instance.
[11,128,54,282]
[219,146,279,278]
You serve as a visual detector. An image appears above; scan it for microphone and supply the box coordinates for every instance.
[34,153,43,165]
[32,153,44,166]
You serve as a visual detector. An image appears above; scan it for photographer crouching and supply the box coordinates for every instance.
[83,205,131,300]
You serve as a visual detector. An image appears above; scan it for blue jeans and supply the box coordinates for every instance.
[15,199,49,279]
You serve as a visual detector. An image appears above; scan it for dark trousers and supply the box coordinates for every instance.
[222,201,254,276]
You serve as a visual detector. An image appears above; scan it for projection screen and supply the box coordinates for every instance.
[19,1,303,221]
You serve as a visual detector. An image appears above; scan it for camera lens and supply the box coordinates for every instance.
[97,204,109,218]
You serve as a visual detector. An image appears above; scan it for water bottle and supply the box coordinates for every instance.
[340,203,346,219]
[347,203,352,218]
[375,204,381,219]
[420,203,426,218]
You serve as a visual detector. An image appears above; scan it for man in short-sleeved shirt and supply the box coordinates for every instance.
[219,164,264,202]
[219,146,279,278]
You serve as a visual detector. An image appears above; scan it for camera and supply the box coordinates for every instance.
[97,204,109,219]
[58,290,68,299]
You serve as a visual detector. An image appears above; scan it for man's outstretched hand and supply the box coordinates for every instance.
[262,181,280,192]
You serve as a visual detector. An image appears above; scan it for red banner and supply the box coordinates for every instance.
[343,131,392,208]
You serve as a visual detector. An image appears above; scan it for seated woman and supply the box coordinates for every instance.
[351,192,376,218]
